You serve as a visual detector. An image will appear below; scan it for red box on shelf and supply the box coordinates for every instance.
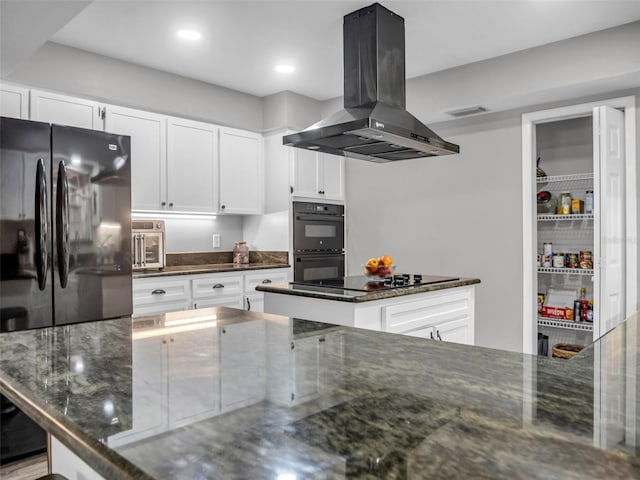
[541,306,574,321]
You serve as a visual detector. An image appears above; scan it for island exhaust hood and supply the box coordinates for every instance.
[283,2,459,163]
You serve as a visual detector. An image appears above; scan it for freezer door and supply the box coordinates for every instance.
[0,117,53,331]
[52,125,132,325]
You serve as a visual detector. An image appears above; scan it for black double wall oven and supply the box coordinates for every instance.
[293,202,345,282]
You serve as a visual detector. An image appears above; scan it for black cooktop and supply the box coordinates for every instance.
[290,274,459,292]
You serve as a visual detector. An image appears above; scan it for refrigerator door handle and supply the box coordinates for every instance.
[55,161,70,288]
[132,234,140,267]
[34,159,49,291]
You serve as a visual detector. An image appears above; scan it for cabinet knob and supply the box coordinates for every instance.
[161,202,166,207]
[221,204,226,210]
[169,202,174,207]
[170,338,174,343]
[222,328,226,334]
[162,339,167,344]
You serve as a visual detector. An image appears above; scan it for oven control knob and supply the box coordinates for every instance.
[414,274,422,283]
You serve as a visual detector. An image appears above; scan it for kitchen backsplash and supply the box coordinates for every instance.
[163,216,243,252]
[166,251,288,266]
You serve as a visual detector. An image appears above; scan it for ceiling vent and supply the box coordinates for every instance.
[445,106,489,118]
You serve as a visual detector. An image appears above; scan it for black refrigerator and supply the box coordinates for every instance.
[0,116,133,464]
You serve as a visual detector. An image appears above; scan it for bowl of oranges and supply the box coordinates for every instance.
[363,255,395,281]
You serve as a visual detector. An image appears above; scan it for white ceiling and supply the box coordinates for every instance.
[50,0,640,101]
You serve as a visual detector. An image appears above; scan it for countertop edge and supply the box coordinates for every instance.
[256,278,481,302]
[133,263,290,278]
[0,374,152,480]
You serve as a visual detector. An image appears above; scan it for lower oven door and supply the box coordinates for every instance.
[294,253,345,282]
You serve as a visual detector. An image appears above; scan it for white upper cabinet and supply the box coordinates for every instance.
[30,89,103,130]
[263,132,292,213]
[0,83,29,119]
[104,105,167,211]
[218,127,263,214]
[292,149,345,201]
[167,117,218,212]
[319,153,345,201]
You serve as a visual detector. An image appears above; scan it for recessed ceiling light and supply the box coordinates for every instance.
[275,64,295,73]
[176,29,201,41]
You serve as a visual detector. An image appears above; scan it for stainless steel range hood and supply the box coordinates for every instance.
[283,2,459,163]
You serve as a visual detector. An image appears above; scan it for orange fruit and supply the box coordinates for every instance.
[379,255,393,267]
[365,257,379,272]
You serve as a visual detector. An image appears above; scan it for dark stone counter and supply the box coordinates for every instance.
[0,308,639,479]
[133,262,290,278]
[257,277,480,302]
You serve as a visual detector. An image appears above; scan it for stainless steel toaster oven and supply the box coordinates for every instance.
[132,220,165,270]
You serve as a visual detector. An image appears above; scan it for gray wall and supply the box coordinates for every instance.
[263,91,322,132]
[345,89,640,352]
[7,42,264,132]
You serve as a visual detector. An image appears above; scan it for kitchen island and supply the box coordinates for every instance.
[258,275,480,344]
[0,307,639,479]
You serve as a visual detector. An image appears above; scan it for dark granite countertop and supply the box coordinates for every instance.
[256,277,480,302]
[133,262,290,279]
[1,308,639,479]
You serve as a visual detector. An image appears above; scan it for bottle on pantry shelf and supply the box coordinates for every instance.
[579,288,588,322]
[585,191,594,215]
[587,300,594,323]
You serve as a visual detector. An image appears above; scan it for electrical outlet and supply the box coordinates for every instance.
[212,234,221,248]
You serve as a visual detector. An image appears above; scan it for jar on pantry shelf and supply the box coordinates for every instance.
[233,241,249,265]
[559,192,572,215]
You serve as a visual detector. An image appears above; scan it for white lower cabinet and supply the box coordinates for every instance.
[132,277,191,316]
[220,320,266,411]
[381,287,475,345]
[192,274,243,308]
[133,268,290,316]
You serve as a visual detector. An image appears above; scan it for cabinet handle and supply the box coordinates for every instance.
[319,337,326,343]
[170,338,174,343]
[161,202,166,207]
[318,190,322,195]
[247,297,251,310]
[151,289,166,295]
[261,279,272,284]
[222,328,226,334]
[437,330,442,341]
[221,204,226,210]
[162,339,167,344]
[169,202,174,207]
[212,283,225,289]
[430,331,435,340]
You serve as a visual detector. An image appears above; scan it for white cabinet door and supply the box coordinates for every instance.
[0,83,29,119]
[293,336,320,404]
[594,105,626,337]
[263,132,292,213]
[245,293,264,313]
[128,337,165,437]
[167,328,219,425]
[292,148,320,198]
[192,274,243,300]
[105,105,166,211]
[220,320,266,410]
[30,89,102,130]
[219,127,263,214]
[167,117,218,212]
[319,153,345,201]
[433,317,473,345]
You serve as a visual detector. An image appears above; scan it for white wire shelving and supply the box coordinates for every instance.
[537,214,593,221]
[537,317,593,332]
[536,173,594,183]
[537,267,594,275]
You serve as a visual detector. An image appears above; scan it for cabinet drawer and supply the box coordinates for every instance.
[244,270,289,292]
[133,278,191,306]
[192,274,243,299]
[193,297,244,310]
[382,288,473,335]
